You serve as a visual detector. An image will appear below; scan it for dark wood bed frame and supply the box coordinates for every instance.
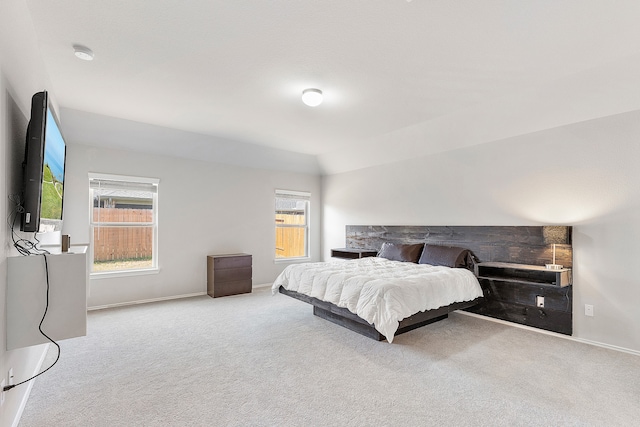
[278,225,573,341]
[279,287,481,341]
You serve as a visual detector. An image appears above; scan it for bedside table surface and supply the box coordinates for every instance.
[477,262,571,272]
[331,248,378,259]
[332,247,377,253]
[476,261,572,287]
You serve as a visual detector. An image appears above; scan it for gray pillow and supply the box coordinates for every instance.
[377,242,424,263]
[418,244,476,270]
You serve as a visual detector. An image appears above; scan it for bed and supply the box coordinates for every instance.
[273,225,574,341]
[272,242,484,342]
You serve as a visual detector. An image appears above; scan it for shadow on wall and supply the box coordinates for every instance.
[7,91,29,208]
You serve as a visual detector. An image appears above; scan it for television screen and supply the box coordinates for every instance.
[40,109,66,223]
[20,91,67,233]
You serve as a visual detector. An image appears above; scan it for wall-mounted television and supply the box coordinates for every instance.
[20,91,67,233]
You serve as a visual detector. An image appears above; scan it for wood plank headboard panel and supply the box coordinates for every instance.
[345,225,572,268]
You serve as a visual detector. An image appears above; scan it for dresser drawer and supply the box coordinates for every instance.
[466,276,573,335]
[212,266,252,282]
[210,279,252,298]
[480,278,572,313]
[467,299,572,335]
[211,254,252,269]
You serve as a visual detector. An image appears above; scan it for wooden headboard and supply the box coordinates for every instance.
[345,225,572,268]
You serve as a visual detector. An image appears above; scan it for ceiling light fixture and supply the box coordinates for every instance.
[301,88,323,107]
[73,44,94,61]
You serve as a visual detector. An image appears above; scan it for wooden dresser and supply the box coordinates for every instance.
[207,253,252,298]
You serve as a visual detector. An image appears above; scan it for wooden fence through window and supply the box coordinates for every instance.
[275,213,306,258]
[93,208,153,261]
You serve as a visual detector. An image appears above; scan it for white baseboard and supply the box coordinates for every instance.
[88,292,207,311]
[88,285,274,311]
[11,344,50,427]
[253,283,272,289]
[569,337,640,357]
[457,311,640,357]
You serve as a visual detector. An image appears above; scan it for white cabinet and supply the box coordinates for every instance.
[6,248,87,350]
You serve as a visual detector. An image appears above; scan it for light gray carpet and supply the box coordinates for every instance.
[18,287,640,426]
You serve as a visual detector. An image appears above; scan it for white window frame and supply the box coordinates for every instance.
[89,173,159,278]
[275,189,310,263]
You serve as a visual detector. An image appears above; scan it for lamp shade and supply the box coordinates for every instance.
[542,226,569,244]
[542,226,570,270]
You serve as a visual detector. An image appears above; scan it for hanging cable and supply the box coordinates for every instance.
[5,195,59,392]
[3,254,61,392]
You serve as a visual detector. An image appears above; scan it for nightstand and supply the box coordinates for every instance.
[331,248,378,260]
[466,262,573,335]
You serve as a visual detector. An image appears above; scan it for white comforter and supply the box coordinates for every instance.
[272,257,483,342]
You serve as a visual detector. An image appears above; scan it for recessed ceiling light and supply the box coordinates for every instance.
[73,44,94,61]
[302,88,323,107]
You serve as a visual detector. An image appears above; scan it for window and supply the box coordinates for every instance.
[89,174,159,275]
[275,190,310,260]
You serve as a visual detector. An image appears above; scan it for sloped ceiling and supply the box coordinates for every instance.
[24,0,640,174]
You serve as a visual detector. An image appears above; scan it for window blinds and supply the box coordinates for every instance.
[275,189,310,200]
[89,178,158,193]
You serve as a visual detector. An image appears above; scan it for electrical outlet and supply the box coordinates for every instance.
[585,304,594,317]
[536,296,544,308]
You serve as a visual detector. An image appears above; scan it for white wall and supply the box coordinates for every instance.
[1,0,320,420]
[1,1,57,425]
[62,143,321,308]
[323,109,640,354]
